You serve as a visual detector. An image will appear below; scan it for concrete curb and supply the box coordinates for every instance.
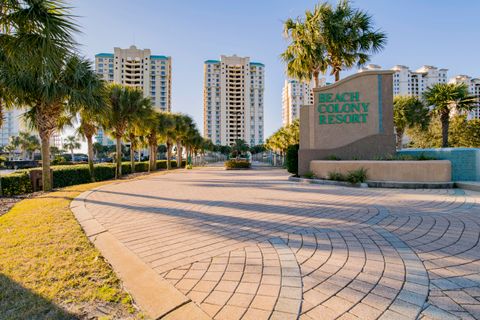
[288,176,455,189]
[455,181,480,192]
[288,176,368,188]
[70,185,211,320]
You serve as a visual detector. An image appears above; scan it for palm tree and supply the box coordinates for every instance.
[282,5,328,88]
[282,0,386,83]
[63,135,81,162]
[156,111,175,170]
[320,0,387,81]
[0,0,80,191]
[103,85,152,178]
[170,113,194,168]
[77,68,106,180]
[16,131,39,160]
[424,83,478,147]
[393,96,430,149]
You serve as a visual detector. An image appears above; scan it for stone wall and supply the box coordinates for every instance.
[310,160,452,183]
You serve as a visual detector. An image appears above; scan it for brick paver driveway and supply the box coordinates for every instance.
[82,167,480,320]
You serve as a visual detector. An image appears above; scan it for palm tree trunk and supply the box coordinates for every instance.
[71,149,74,163]
[440,110,450,148]
[313,71,319,88]
[130,143,135,173]
[115,136,122,178]
[86,134,95,182]
[40,134,52,191]
[395,129,404,150]
[176,140,182,168]
[166,141,172,170]
[335,70,340,82]
[149,144,155,172]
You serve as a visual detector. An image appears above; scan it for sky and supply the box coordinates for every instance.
[72,0,480,140]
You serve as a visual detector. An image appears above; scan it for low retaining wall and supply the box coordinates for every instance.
[310,160,451,183]
[397,148,480,181]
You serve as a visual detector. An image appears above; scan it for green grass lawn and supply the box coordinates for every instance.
[0,180,146,319]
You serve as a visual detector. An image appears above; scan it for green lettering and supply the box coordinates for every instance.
[352,114,360,123]
[326,104,335,113]
[352,91,360,101]
[360,113,368,123]
[319,114,327,124]
[327,114,335,124]
[318,104,326,113]
[336,114,344,123]
[361,103,369,112]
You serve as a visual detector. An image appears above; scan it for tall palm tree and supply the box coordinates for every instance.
[76,70,106,180]
[156,111,175,170]
[282,6,327,87]
[281,0,386,83]
[103,85,153,178]
[320,0,386,81]
[0,0,79,191]
[424,83,478,147]
[63,135,81,162]
[393,96,430,149]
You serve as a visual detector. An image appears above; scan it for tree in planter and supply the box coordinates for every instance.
[103,85,152,178]
[393,95,430,149]
[231,139,249,159]
[63,135,81,162]
[424,83,478,147]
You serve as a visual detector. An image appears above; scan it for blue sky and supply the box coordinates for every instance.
[72,0,480,138]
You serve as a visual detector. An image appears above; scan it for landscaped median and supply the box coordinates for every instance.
[0,179,145,319]
[224,159,251,170]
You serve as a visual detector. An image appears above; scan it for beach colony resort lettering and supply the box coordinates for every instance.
[318,91,369,125]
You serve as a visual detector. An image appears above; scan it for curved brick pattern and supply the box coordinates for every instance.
[80,167,480,319]
[162,239,302,320]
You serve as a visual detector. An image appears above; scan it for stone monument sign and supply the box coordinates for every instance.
[298,70,395,175]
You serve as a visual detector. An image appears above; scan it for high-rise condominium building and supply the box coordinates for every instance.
[0,109,22,146]
[281,79,327,126]
[94,45,172,145]
[203,55,264,146]
[359,64,448,97]
[449,75,480,119]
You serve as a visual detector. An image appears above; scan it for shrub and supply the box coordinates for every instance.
[285,144,299,175]
[186,164,193,170]
[134,161,150,172]
[325,155,341,160]
[225,159,251,169]
[93,164,116,181]
[328,171,346,181]
[1,171,33,196]
[303,171,316,179]
[52,165,92,188]
[346,168,368,184]
[156,160,168,169]
[51,156,68,165]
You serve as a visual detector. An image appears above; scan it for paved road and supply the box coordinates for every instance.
[83,167,480,320]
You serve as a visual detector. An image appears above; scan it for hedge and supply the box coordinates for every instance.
[156,160,186,169]
[224,159,251,169]
[1,171,33,196]
[286,144,299,176]
[1,160,187,196]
